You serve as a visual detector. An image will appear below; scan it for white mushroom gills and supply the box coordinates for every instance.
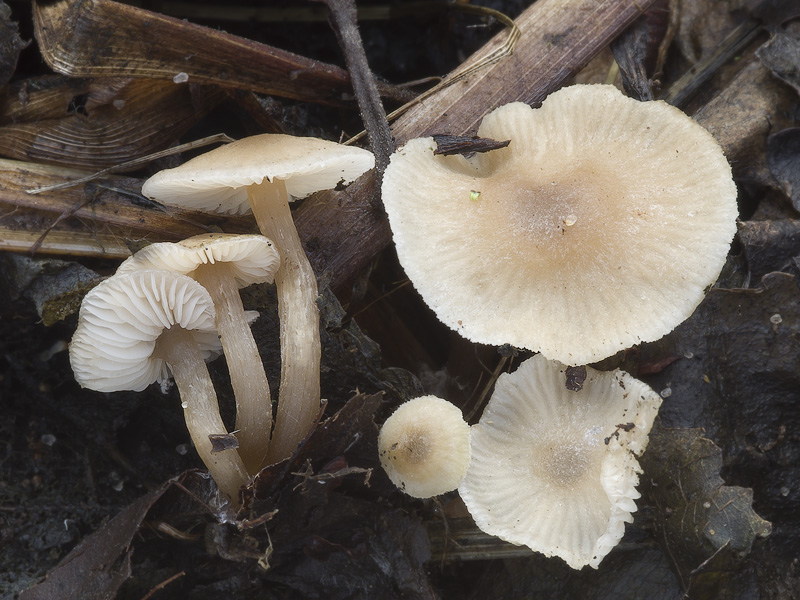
[458,354,662,569]
[69,270,249,504]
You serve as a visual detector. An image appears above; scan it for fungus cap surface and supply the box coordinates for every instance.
[69,270,221,392]
[378,395,471,498]
[381,84,738,365]
[141,134,376,215]
[117,233,280,288]
[458,354,662,569]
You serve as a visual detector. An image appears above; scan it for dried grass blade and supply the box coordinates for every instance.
[0,77,223,169]
[32,0,411,106]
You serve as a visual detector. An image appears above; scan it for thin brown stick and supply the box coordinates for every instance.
[344,2,521,146]
[139,571,186,600]
[321,0,393,176]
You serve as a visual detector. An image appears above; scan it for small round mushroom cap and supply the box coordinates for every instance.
[381,84,738,365]
[378,396,471,498]
[117,233,280,287]
[141,134,376,215]
[69,270,221,392]
[458,354,662,569]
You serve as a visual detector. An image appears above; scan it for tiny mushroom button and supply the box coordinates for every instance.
[117,233,280,474]
[141,134,375,464]
[381,84,738,365]
[378,395,471,499]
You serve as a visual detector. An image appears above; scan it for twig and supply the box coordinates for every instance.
[320,0,393,177]
[139,571,185,600]
[344,2,521,146]
[28,198,91,255]
[661,19,761,107]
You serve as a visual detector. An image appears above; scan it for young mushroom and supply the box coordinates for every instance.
[141,135,375,464]
[378,396,471,498]
[117,233,280,474]
[458,354,662,569]
[69,270,249,504]
[381,84,738,365]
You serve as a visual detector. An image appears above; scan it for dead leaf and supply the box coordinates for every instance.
[32,0,411,107]
[693,58,796,191]
[766,128,800,211]
[738,220,800,282]
[642,426,772,592]
[0,77,223,169]
[0,1,27,87]
[18,482,171,600]
[756,31,800,94]
[0,159,254,245]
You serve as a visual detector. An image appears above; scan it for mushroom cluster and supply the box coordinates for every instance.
[69,133,375,505]
[141,134,375,463]
[116,233,280,473]
[376,84,738,567]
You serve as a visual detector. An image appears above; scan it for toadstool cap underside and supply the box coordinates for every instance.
[117,233,280,288]
[69,270,221,392]
[458,354,662,569]
[141,134,376,215]
[381,84,739,365]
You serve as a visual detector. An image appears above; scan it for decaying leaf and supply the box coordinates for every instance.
[766,128,800,211]
[757,31,800,94]
[0,77,223,169]
[609,0,670,101]
[619,273,800,597]
[643,427,772,564]
[0,254,102,325]
[32,0,411,107]
[0,1,27,87]
[18,482,172,600]
[0,159,254,255]
[738,220,800,282]
[693,58,797,191]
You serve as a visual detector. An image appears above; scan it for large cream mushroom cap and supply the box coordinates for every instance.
[458,354,662,570]
[141,134,376,214]
[70,270,221,392]
[381,84,738,365]
[378,396,471,498]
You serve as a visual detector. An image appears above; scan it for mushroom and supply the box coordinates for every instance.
[117,233,280,473]
[141,135,375,463]
[378,395,471,498]
[458,354,662,569]
[381,84,738,365]
[69,270,249,504]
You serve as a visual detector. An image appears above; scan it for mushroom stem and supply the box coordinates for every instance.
[247,180,321,464]
[156,326,249,504]
[192,264,273,474]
